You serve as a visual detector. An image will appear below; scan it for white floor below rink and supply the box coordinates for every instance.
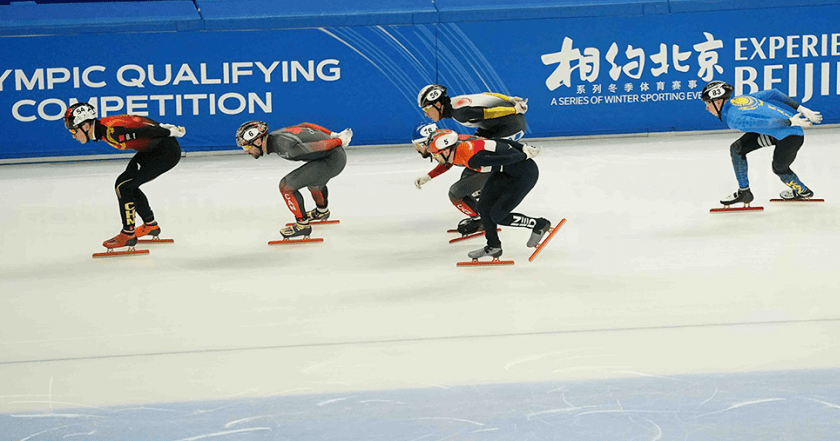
[1,129,839,440]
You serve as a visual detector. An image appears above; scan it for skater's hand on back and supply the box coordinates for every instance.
[522,143,541,159]
[160,124,186,138]
[789,114,812,128]
[797,106,822,124]
[336,128,353,146]
[514,98,528,114]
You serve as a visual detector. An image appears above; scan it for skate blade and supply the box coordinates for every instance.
[137,237,174,243]
[529,218,567,262]
[710,205,764,213]
[268,237,324,245]
[92,248,150,258]
[285,220,340,226]
[769,198,824,202]
[448,228,501,244]
[457,257,515,267]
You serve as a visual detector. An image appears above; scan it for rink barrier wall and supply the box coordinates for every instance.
[1,0,839,160]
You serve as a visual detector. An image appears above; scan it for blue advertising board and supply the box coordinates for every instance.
[0,2,838,160]
[441,4,840,137]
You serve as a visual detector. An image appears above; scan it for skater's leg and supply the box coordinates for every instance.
[772,135,809,193]
[114,140,180,231]
[476,175,505,248]
[449,168,488,217]
[729,133,762,189]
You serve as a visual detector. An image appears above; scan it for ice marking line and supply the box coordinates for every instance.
[526,405,600,419]
[577,409,680,417]
[224,415,270,428]
[170,428,271,441]
[8,401,109,411]
[62,431,96,439]
[415,417,484,426]
[640,418,663,441]
[11,413,104,419]
[16,424,73,441]
[4,317,838,366]
[317,397,350,406]
[700,387,719,406]
[609,370,686,381]
[471,428,500,433]
[359,399,404,404]
[694,398,786,418]
[804,398,840,410]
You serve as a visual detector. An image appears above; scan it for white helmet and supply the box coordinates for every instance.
[417,84,447,108]
[428,129,460,154]
[64,102,97,131]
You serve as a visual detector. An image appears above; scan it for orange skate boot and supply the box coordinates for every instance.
[103,230,137,249]
[134,222,161,239]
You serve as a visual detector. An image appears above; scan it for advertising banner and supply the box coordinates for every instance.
[0,27,436,159]
[1,4,838,160]
[443,5,840,137]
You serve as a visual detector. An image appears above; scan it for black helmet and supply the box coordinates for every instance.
[417,84,447,108]
[701,81,734,103]
[64,102,97,131]
[235,121,268,149]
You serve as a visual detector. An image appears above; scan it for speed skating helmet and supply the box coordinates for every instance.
[64,102,97,132]
[411,122,438,147]
[701,81,734,103]
[417,84,447,108]
[427,128,460,154]
[235,121,268,149]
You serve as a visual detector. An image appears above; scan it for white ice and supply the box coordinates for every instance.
[1,129,839,438]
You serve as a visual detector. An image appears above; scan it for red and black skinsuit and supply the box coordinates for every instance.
[263,122,347,222]
[93,115,181,232]
[437,92,527,217]
[447,137,540,249]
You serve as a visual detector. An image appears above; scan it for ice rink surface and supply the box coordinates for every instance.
[2,129,839,440]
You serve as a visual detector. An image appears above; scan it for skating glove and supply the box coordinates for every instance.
[160,124,186,138]
[797,106,822,124]
[332,128,353,146]
[414,174,432,189]
[522,143,541,159]
[789,114,812,128]
[514,98,528,114]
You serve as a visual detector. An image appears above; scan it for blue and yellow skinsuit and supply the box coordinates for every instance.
[719,89,809,193]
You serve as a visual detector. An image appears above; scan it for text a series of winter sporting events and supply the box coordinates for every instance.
[3,59,340,122]
[550,91,703,106]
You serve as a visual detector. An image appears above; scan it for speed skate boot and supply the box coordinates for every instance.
[134,221,161,239]
[103,230,137,249]
[280,221,312,238]
[527,218,551,248]
[457,217,483,235]
[305,208,330,222]
[720,187,754,206]
[467,245,503,260]
[779,188,814,200]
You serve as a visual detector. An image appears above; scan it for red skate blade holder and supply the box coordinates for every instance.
[456,257,515,267]
[285,220,340,226]
[710,203,764,213]
[92,248,150,258]
[268,237,324,245]
[137,237,175,244]
[448,228,501,244]
[528,218,567,262]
